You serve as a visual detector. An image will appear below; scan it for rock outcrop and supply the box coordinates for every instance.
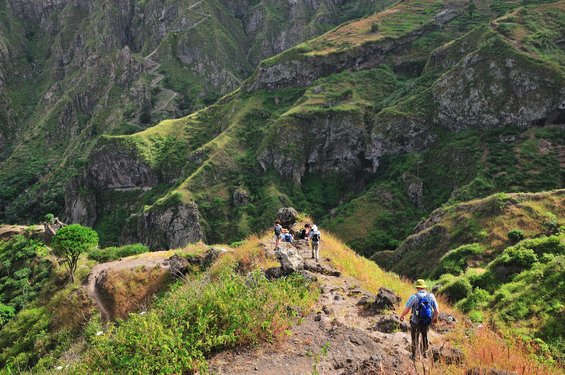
[121,203,204,250]
[274,242,305,274]
[275,207,299,228]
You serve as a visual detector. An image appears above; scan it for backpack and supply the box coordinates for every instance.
[298,229,306,239]
[311,232,320,243]
[415,293,434,326]
[282,233,293,243]
[274,224,282,236]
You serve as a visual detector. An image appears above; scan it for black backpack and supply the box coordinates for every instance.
[311,232,320,242]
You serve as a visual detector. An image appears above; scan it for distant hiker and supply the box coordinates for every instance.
[309,225,321,262]
[400,279,439,360]
[297,223,311,240]
[274,220,282,249]
[281,228,293,243]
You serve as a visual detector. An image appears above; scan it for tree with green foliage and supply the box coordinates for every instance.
[52,225,99,282]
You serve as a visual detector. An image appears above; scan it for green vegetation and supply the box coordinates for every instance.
[72,266,317,373]
[0,235,51,326]
[437,234,565,362]
[52,225,99,282]
[87,244,149,263]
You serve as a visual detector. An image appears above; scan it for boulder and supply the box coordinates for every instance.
[373,314,408,333]
[275,207,299,228]
[202,247,229,269]
[432,346,465,366]
[304,260,341,277]
[232,187,249,206]
[166,254,190,278]
[369,287,401,312]
[274,243,304,273]
[433,312,457,333]
[264,267,285,280]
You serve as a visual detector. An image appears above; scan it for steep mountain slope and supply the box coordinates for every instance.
[65,0,564,248]
[373,189,564,359]
[0,0,389,223]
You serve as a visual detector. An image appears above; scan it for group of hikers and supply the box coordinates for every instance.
[273,220,322,262]
[273,219,439,361]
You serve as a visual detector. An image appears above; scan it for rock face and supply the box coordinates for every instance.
[121,203,204,250]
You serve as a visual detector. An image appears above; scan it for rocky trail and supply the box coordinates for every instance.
[209,239,456,375]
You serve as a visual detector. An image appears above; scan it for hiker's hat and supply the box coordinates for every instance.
[414,279,428,289]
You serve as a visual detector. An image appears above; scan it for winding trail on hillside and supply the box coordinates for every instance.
[209,239,452,375]
[86,252,172,322]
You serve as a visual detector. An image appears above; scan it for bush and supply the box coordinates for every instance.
[457,288,493,313]
[370,22,379,33]
[441,278,472,302]
[434,243,484,277]
[88,244,149,263]
[508,229,524,244]
[468,310,484,323]
[0,303,15,327]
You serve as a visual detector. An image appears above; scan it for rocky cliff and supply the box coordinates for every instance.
[0,0,386,224]
[62,0,564,250]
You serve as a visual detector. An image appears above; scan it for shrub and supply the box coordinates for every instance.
[507,229,524,244]
[457,288,493,313]
[52,225,99,282]
[440,278,472,302]
[0,303,15,327]
[370,22,379,33]
[434,243,485,277]
[468,310,484,323]
[88,244,149,263]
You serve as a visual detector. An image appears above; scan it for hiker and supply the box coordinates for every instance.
[309,225,321,262]
[297,223,311,240]
[399,279,439,360]
[281,228,293,243]
[273,220,282,249]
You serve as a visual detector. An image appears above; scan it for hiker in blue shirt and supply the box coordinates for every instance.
[400,279,439,360]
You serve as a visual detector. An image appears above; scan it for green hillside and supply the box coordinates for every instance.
[61,0,564,250]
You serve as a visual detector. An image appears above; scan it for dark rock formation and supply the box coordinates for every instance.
[121,203,204,250]
[166,254,190,278]
[372,314,409,333]
[232,187,249,206]
[275,207,299,228]
[369,287,402,313]
[202,247,228,269]
[432,346,465,366]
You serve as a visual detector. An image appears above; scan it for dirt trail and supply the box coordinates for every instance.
[86,252,172,322]
[209,239,448,375]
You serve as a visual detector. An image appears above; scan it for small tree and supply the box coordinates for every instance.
[52,224,99,282]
